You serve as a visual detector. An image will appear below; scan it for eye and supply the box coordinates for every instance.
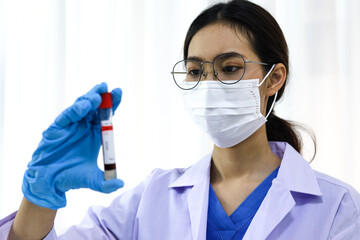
[222,66,241,73]
[188,69,201,76]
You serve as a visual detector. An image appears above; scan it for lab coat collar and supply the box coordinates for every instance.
[168,152,212,188]
[244,142,323,239]
[169,141,322,196]
[269,141,323,196]
[168,153,212,240]
[168,141,323,240]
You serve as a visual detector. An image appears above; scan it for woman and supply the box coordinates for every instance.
[1,0,360,239]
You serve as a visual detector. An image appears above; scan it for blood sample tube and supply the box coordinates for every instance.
[99,92,117,180]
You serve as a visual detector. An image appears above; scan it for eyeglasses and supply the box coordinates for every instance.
[171,52,270,90]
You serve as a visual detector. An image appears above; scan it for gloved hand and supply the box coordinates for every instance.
[22,82,124,210]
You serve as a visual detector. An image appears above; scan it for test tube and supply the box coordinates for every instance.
[99,92,117,180]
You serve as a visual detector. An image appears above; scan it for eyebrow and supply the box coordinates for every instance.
[186,51,247,61]
[186,56,204,62]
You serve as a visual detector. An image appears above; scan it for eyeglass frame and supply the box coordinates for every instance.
[171,52,271,90]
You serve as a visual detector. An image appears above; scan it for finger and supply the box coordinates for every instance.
[79,91,102,111]
[79,82,109,110]
[54,99,93,127]
[86,82,108,95]
[100,178,125,193]
[54,83,109,127]
[111,88,122,113]
[89,170,124,193]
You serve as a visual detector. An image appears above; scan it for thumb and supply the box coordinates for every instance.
[99,178,124,193]
[90,169,124,193]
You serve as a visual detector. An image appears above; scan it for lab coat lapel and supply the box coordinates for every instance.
[169,153,212,240]
[244,142,323,239]
[243,179,295,239]
[187,179,209,240]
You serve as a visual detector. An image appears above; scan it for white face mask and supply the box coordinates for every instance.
[181,66,277,148]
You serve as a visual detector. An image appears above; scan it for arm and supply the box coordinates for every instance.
[5,171,150,240]
[3,83,124,239]
[8,198,56,240]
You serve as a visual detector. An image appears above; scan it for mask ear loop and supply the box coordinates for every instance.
[265,91,278,119]
[258,64,276,87]
[256,64,277,119]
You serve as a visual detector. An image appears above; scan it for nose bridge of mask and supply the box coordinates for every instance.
[182,79,260,111]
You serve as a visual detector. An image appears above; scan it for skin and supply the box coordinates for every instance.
[8,22,287,239]
[8,198,56,240]
[188,22,287,216]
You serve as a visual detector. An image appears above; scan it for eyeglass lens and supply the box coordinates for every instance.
[172,54,245,89]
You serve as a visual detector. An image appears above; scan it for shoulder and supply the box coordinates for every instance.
[314,170,360,238]
[145,153,212,189]
[148,167,188,182]
[314,170,360,212]
[137,167,187,189]
[116,151,211,203]
[142,165,196,190]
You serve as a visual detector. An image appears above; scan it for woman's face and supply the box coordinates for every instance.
[188,22,269,114]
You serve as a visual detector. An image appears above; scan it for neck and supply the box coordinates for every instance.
[211,126,281,183]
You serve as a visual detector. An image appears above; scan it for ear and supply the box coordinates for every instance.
[266,63,286,96]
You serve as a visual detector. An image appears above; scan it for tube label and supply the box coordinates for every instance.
[101,126,116,165]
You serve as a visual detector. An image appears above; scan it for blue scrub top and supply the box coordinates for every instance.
[207,166,280,240]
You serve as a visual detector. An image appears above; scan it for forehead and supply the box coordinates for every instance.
[188,23,257,61]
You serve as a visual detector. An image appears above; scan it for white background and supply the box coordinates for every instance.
[0,0,359,233]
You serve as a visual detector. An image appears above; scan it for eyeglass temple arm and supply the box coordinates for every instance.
[245,60,269,65]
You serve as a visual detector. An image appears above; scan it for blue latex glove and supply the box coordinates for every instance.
[22,82,124,210]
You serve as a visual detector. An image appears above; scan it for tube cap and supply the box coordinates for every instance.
[99,92,113,109]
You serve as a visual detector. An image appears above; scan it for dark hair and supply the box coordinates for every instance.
[183,0,316,160]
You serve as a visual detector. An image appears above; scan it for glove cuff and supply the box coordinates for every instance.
[22,168,67,210]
